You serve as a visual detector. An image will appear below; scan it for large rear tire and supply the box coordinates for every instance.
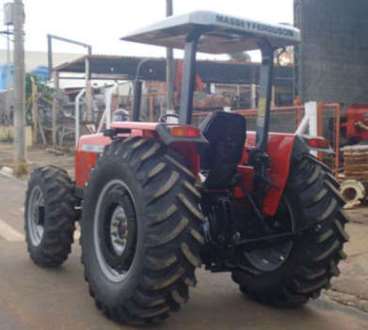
[81,137,204,324]
[25,166,76,267]
[232,154,349,307]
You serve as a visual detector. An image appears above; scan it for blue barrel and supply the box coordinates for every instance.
[0,64,14,90]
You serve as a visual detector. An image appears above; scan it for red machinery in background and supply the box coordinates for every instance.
[344,104,368,144]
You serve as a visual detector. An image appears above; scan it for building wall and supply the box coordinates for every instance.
[295,0,368,104]
[0,49,82,72]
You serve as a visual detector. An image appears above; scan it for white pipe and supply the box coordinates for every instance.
[97,111,106,133]
[306,101,318,137]
[250,84,257,109]
[295,101,318,136]
[106,84,115,129]
[295,101,318,156]
[97,82,118,133]
[295,115,309,135]
[75,88,86,147]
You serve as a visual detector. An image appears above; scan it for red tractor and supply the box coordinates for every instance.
[25,12,349,324]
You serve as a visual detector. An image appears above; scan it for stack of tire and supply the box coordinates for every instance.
[341,145,368,208]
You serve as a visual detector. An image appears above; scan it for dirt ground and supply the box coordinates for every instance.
[0,143,74,177]
[1,143,368,317]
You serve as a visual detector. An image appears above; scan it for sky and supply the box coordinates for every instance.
[0,0,294,59]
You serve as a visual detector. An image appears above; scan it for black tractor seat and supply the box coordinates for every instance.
[199,111,247,189]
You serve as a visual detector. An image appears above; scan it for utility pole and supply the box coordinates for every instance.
[13,0,27,175]
[6,26,11,65]
[166,0,175,113]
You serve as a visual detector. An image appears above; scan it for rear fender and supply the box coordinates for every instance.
[155,124,207,175]
[75,122,206,188]
[75,134,111,188]
[110,122,206,175]
[239,132,298,217]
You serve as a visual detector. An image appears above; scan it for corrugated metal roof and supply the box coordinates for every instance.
[55,55,293,87]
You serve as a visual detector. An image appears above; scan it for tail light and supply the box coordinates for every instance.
[169,126,201,138]
[302,135,334,153]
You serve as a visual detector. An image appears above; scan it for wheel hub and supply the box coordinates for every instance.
[110,206,129,256]
[94,180,137,283]
[27,185,45,247]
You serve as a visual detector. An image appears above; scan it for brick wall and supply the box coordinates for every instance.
[295,0,368,104]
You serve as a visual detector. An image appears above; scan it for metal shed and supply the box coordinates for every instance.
[53,54,293,86]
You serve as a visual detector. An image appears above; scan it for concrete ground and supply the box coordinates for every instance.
[327,208,368,313]
[1,144,368,329]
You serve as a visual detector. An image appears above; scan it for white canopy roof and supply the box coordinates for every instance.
[121,11,301,54]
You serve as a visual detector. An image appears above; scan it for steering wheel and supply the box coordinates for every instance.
[159,113,179,123]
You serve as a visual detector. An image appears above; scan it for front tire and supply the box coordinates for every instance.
[232,154,349,307]
[25,166,76,267]
[81,137,204,324]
